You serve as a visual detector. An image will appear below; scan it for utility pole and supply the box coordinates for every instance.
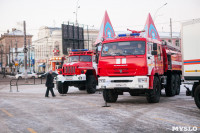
[9,45,10,67]
[74,0,80,25]
[11,40,14,74]
[11,40,13,63]
[23,21,28,81]
[46,37,49,72]
[170,18,173,45]
[28,39,31,71]
[15,40,18,73]
[0,45,3,73]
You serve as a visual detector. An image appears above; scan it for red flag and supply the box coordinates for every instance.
[94,11,115,45]
[142,13,160,40]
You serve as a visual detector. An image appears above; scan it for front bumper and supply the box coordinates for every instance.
[98,76,149,89]
[56,74,86,83]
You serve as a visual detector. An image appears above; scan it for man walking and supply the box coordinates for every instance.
[45,70,56,97]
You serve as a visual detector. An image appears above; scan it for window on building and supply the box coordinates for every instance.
[176,40,179,47]
[168,40,171,43]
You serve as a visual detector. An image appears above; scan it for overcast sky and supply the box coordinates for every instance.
[0,0,200,40]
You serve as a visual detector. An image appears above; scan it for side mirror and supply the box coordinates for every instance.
[95,54,99,63]
[151,51,157,55]
[97,45,102,52]
[153,43,157,50]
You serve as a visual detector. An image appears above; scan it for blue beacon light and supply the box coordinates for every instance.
[71,49,88,52]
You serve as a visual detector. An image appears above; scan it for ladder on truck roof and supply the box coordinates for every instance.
[162,40,181,52]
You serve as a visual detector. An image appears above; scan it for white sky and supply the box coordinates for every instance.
[0,0,200,40]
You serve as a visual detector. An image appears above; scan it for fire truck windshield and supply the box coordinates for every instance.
[69,56,92,62]
[102,41,145,56]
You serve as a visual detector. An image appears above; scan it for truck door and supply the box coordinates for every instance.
[147,42,154,75]
[92,55,98,73]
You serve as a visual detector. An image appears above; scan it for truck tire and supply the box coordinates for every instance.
[165,74,176,96]
[175,74,180,95]
[57,81,68,94]
[146,76,161,103]
[192,82,199,97]
[78,86,86,91]
[103,89,118,103]
[86,75,97,94]
[129,91,140,96]
[194,85,200,109]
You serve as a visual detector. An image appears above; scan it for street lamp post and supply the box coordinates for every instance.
[73,0,80,25]
[154,3,167,22]
[23,20,28,82]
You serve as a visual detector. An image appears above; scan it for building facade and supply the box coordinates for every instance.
[33,26,99,73]
[0,28,33,73]
[159,32,181,48]
[33,26,62,73]
[84,29,99,50]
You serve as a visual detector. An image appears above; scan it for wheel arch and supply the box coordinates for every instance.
[86,69,98,81]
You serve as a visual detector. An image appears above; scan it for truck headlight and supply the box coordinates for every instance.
[81,70,87,74]
[138,78,147,83]
[99,79,105,83]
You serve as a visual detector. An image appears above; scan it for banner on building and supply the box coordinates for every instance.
[62,24,84,55]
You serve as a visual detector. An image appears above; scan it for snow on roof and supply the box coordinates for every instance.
[159,32,180,39]
[4,29,32,36]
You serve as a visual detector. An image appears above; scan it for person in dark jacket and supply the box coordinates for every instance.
[45,70,56,97]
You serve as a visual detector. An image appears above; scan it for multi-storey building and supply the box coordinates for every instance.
[34,26,99,73]
[0,28,33,73]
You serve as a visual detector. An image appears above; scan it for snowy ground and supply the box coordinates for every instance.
[0,77,199,133]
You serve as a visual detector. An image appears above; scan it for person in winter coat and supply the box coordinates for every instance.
[45,70,56,97]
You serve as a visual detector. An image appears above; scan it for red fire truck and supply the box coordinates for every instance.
[56,49,98,94]
[97,13,182,103]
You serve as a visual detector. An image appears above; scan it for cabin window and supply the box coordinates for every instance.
[158,45,162,60]
[147,43,152,54]
[102,41,146,56]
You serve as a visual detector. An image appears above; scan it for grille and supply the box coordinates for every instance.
[65,66,75,74]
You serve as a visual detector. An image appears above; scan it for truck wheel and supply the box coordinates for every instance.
[175,74,180,95]
[192,82,199,97]
[103,89,118,103]
[194,85,200,109]
[129,91,140,96]
[86,75,97,94]
[78,86,86,91]
[57,81,68,94]
[146,76,161,103]
[165,74,176,96]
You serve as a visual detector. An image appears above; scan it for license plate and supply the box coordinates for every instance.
[115,84,127,87]
[65,76,73,80]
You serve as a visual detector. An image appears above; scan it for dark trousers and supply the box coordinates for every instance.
[45,87,55,97]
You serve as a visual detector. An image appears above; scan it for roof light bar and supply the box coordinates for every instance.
[71,49,88,52]
[118,33,140,37]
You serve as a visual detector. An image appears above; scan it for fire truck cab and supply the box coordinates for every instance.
[98,33,182,103]
[56,49,98,94]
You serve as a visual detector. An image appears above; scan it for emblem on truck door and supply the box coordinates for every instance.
[120,69,122,73]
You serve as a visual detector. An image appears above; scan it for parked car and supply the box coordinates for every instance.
[15,72,38,79]
[38,71,58,79]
